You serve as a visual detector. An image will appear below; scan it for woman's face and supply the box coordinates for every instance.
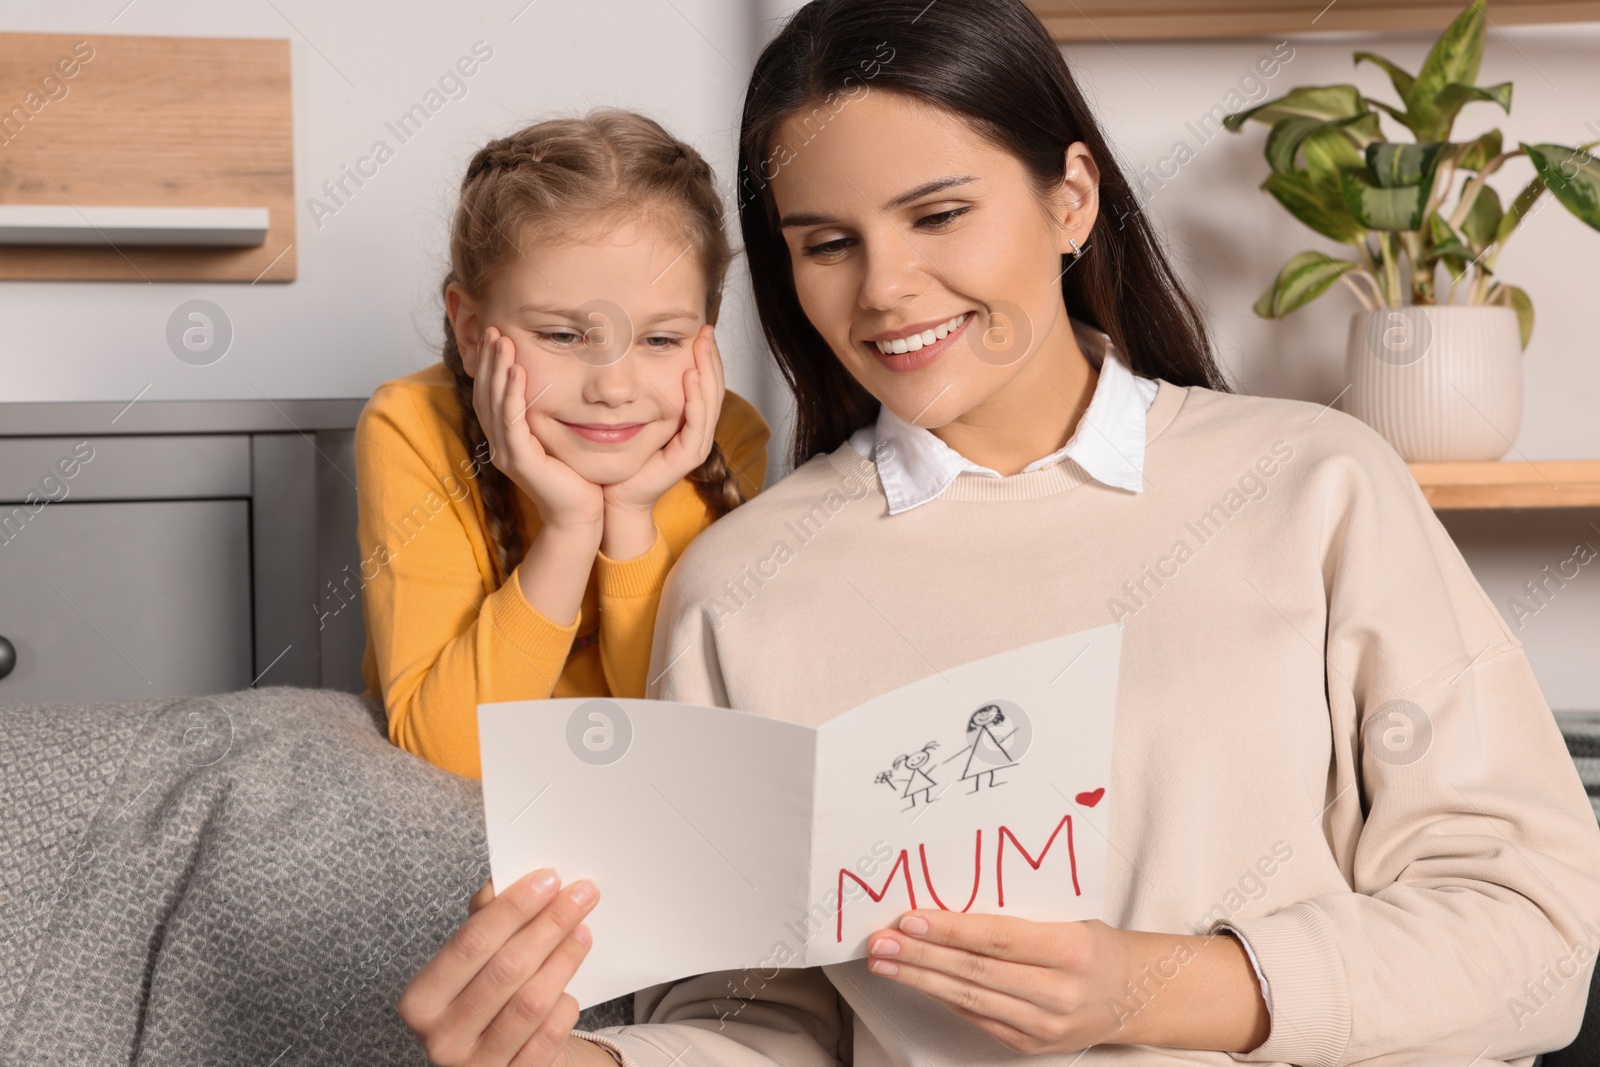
[768,90,1096,432]
[449,215,706,486]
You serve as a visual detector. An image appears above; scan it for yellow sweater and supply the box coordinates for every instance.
[354,361,770,780]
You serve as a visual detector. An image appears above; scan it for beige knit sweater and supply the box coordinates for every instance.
[575,378,1600,1067]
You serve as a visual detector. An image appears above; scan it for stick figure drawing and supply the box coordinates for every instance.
[944,703,1020,792]
[875,742,941,811]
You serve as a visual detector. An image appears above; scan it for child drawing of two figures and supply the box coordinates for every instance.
[875,704,1020,812]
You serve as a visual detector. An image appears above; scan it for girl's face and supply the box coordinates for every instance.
[450,215,707,486]
[768,90,1096,434]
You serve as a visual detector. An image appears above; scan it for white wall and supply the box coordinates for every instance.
[3,2,1595,709]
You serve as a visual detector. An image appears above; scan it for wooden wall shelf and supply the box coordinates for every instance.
[1408,460,1600,509]
[1025,1,1600,41]
[0,32,294,282]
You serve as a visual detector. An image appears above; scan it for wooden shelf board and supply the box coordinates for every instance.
[1026,1,1600,41]
[1407,460,1600,509]
[0,32,294,282]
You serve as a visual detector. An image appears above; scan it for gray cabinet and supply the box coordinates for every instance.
[0,399,369,704]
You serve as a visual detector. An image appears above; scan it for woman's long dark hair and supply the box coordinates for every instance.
[737,0,1232,471]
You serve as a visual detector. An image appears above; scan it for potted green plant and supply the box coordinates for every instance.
[1225,0,1599,461]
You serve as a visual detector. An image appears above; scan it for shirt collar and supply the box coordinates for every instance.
[847,317,1158,515]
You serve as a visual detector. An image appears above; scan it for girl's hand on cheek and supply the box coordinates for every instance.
[471,325,604,533]
[601,323,727,517]
[864,913,1141,1054]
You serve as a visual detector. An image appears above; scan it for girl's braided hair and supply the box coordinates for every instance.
[441,110,747,584]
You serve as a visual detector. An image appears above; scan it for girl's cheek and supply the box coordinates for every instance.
[653,361,691,415]
[518,352,571,408]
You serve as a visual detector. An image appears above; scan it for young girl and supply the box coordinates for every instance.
[400,1,1600,1063]
[355,111,771,781]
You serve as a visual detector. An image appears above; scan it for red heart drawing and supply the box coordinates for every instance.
[1075,787,1105,808]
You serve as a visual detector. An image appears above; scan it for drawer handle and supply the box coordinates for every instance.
[0,635,13,680]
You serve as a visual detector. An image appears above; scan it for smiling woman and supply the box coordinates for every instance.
[738,4,1230,476]
[766,92,1135,462]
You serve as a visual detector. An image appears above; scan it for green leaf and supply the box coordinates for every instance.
[1453,128,1504,172]
[1490,283,1535,349]
[1407,0,1488,139]
[1424,212,1491,281]
[1266,113,1388,176]
[1263,170,1368,243]
[1366,141,1446,188]
[1434,81,1512,129]
[1431,248,1473,280]
[1451,82,1512,112]
[1369,99,1419,136]
[1353,51,1416,102]
[1337,111,1387,149]
[1265,117,1328,175]
[1523,143,1600,231]
[1224,85,1367,132]
[1253,251,1361,317]
[1495,173,1547,246]
[1426,212,1473,276]
[1339,169,1428,230]
[1460,183,1503,250]
[1303,125,1369,187]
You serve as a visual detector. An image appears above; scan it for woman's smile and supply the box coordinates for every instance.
[864,311,974,373]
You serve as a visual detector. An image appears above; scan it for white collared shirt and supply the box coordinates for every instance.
[846,317,1160,515]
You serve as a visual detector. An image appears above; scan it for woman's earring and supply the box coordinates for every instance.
[1068,236,1083,259]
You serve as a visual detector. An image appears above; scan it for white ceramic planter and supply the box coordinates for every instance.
[1344,305,1524,461]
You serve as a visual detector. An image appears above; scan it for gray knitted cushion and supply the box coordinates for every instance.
[1,686,631,1065]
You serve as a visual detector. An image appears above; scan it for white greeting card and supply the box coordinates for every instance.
[478,623,1122,1008]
